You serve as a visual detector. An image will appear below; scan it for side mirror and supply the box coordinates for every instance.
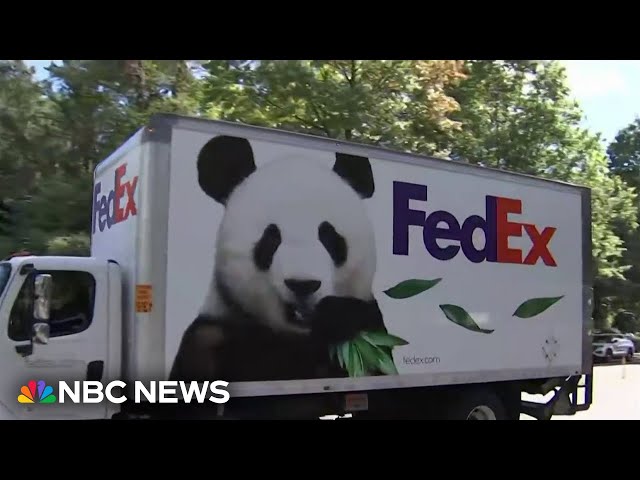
[32,273,52,345]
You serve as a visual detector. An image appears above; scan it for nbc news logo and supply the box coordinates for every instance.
[18,380,57,404]
[17,379,230,404]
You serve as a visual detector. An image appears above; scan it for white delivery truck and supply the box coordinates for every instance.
[0,113,593,420]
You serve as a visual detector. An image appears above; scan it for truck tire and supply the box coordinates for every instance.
[441,386,508,420]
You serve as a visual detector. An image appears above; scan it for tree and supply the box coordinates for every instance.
[200,60,467,156]
[0,61,63,196]
[612,310,640,333]
[608,117,640,181]
[0,60,205,257]
[603,118,640,323]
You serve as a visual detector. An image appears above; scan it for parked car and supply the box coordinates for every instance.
[592,333,635,362]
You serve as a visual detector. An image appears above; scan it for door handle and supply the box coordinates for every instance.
[86,361,104,381]
[15,344,33,357]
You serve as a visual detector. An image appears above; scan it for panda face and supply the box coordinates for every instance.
[197,135,377,334]
[256,220,342,326]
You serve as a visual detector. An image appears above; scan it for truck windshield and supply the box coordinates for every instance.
[0,263,11,298]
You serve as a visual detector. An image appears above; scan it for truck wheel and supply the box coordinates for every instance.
[442,386,508,420]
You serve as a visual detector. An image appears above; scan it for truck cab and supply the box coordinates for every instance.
[0,254,122,420]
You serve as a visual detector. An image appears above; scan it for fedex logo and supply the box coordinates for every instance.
[392,181,557,267]
[92,163,138,234]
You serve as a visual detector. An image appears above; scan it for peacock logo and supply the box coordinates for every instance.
[18,380,57,404]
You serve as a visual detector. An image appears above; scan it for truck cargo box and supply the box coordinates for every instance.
[91,113,592,400]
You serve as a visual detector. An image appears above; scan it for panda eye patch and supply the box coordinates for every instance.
[253,223,281,271]
[318,221,347,267]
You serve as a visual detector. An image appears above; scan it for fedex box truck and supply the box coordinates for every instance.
[0,114,593,420]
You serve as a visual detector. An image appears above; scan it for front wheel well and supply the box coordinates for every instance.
[437,382,521,420]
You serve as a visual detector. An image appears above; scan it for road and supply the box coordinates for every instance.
[521,357,640,420]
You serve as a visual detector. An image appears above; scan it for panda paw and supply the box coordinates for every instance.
[311,296,378,345]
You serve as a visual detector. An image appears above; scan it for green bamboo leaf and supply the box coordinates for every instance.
[361,330,409,347]
[513,296,564,318]
[439,304,494,334]
[349,342,365,377]
[383,278,442,299]
[377,352,399,375]
[338,341,349,370]
[353,336,382,373]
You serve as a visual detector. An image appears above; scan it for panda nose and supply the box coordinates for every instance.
[285,279,321,297]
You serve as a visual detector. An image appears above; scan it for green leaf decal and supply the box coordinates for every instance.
[353,336,381,367]
[338,341,350,369]
[349,342,365,377]
[330,330,405,377]
[377,352,399,375]
[361,330,409,347]
[513,296,564,318]
[439,304,494,334]
[383,278,442,299]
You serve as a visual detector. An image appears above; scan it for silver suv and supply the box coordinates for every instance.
[592,333,635,362]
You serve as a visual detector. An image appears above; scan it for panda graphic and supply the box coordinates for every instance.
[169,134,391,383]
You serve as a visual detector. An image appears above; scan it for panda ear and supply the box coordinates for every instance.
[197,135,257,205]
[332,152,375,199]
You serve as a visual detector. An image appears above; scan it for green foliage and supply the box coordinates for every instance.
[601,116,640,325]
[443,61,581,172]
[200,60,466,155]
[612,311,640,334]
[46,233,90,256]
[608,117,640,179]
[0,60,203,258]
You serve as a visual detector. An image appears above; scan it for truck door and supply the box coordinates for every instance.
[0,260,112,420]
